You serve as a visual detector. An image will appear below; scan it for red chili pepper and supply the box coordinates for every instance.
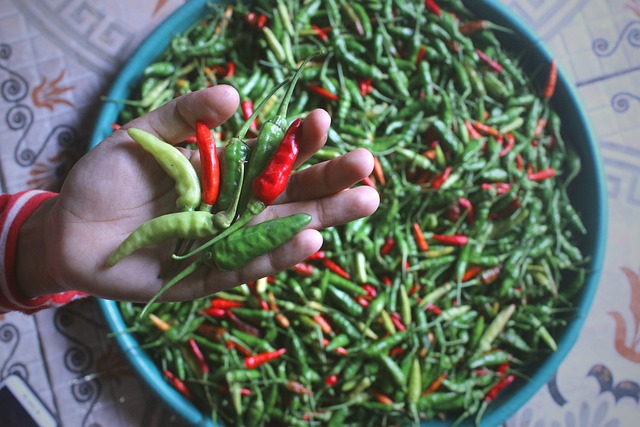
[292,262,315,276]
[258,298,270,311]
[110,123,121,131]
[372,156,386,186]
[481,182,511,194]
[246,12,267,29]
[359,79,374,96]
[371,390,394,405]
[195,120,220,207]
[308,83,339,101]
[210,298,244,309]
[225,61,235,78]
[286,380,313,396]
[497,362,510,376]
[412,222,429,252]
[306,250,326,260]
[431,234,468,246]
[484,374,515,402]
[430,166,453,189]
[461,266,482,282]
[311,24,329,41]
[473,121,502,138]
[425,304,442,316]
[476,49,503,73]
[499,132,515,157]
[252,118,302,205]
[202,307,227,318]
[241,100,258,133]
[313,315,333,335]
[528,167,556,181]
[415,45,427,65]
[361,284,378,299]
[164,369,193,399]
[388,346,404,357]
[543,59,558,99]
[534,118,547,137]
[323,258,351,280]
[219,385,252,396]
[390,312,407,331]
[226,340,252,357]
[422,373,448,396]
[516,154,524,171]
[188,337,209,374]
[334,346,349,356]
[325,374,339,387]
[380,237,395,256]
[459,20,491,35]
[458,197,474,224]
[244,348,286,369]
[356,296,370,307]
[361,176,377,189]
[424,0,442,16]
[465,120,483,139]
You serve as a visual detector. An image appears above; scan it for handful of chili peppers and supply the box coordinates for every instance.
[114,0,590,425]
[108,59,316,316]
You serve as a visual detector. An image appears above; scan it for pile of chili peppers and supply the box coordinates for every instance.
[114,0,589,425]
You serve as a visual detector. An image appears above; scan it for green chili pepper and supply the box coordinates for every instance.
[127,128,201,212]
[206,213,311,271]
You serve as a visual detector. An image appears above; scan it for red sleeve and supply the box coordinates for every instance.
[0,190,87,314]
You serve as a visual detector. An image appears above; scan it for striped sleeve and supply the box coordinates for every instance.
[0,190,86,314]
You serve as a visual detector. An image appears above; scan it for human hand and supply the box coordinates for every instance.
[17,85,380,303]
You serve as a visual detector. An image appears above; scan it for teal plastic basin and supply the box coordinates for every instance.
[92,1,607,426]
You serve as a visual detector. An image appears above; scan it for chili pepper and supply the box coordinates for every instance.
[325,374,339,387]
[308,83,339,100]
[422,372,448,397]
[460,20,491,35]
[380,237,395,256]
[251,117,302,205]
[195,121,220,208]
[371,390,395,406]
[528,167,556,181]
[243,348,286,369]
[323,259,351,280]
[412,222,429,252]
[106,211,219,267]
[477,304,516,354]
[127,128,201,211]
[431,234,469,246]
[484,374,515,402]
[206,213,312,271]
[164,369,192,399]
[238,53,320,214]
[543,59,558,99]
[476,49,503,73]
[425,0,442,17]
[188,337,209,374]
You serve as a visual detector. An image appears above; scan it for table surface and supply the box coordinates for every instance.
[1,0,639,426]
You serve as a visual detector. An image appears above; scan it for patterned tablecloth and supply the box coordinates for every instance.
[1,1,639,426]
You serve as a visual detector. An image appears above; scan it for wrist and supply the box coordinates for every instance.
[15,194,62,298]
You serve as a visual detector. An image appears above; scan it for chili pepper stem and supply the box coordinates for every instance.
[140,259,204,318]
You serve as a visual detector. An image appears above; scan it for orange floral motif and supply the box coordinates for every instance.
[609,266,640,363]
[28,148,80,191]
[31,70,74,111]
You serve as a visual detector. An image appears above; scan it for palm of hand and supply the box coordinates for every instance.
[37,86,379,304]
